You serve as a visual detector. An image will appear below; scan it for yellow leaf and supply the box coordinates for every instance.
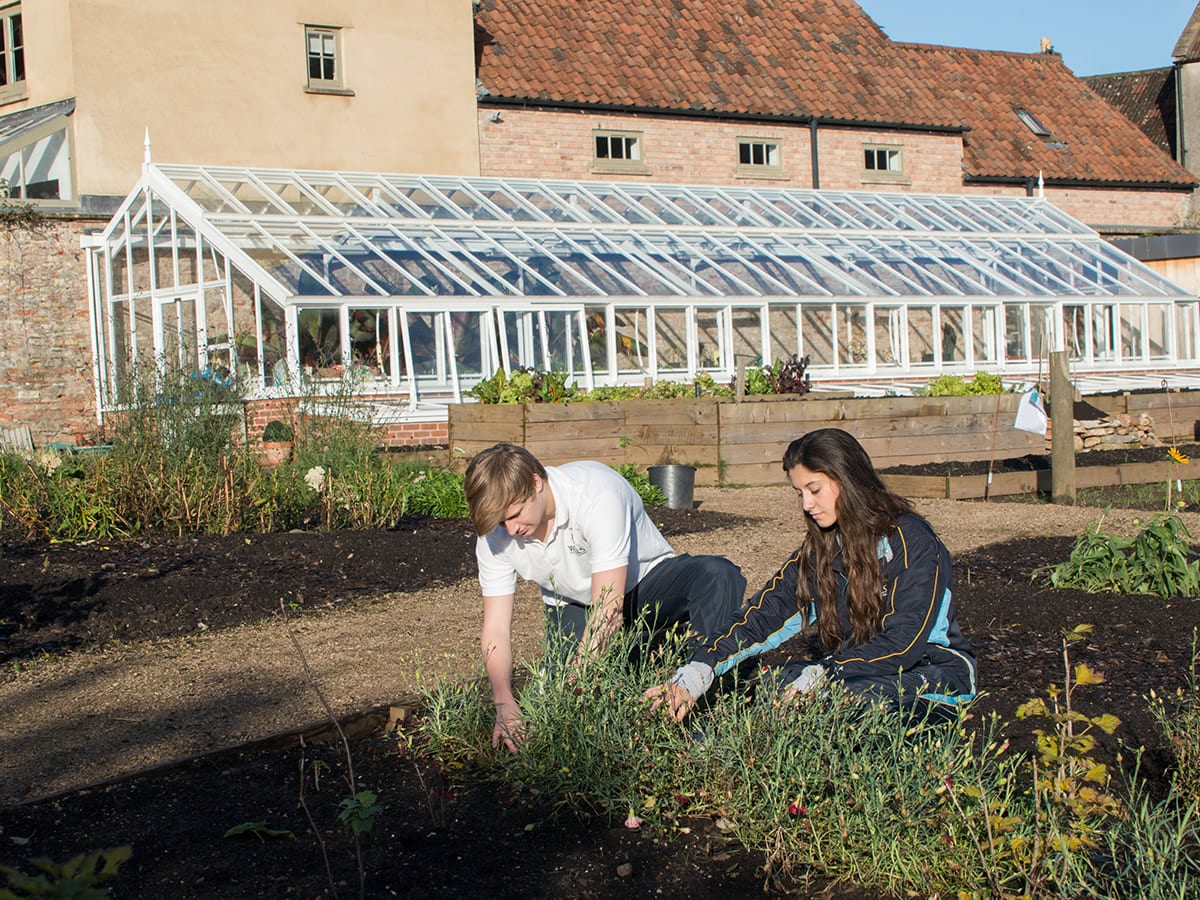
[1074,663,1105,686]
[1091,713,1122,734]
[1065,623,1095,640]
[1085,764,1109,784]
[1016,698,1048,719]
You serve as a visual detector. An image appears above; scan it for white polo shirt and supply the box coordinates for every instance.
[476,461,675,606]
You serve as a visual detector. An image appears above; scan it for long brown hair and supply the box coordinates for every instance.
[782,429,913,652]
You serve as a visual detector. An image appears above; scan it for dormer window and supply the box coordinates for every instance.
[1016,109,1050,137]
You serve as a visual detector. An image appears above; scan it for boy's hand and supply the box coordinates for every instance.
[493,700,526,753]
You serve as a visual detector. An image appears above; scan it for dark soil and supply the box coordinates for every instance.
[880,441,1200,479]
[1,498,1197,898]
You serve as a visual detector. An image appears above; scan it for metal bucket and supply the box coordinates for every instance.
[648,464,696,510]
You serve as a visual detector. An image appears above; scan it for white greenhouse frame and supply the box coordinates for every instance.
[83,162,1199,425]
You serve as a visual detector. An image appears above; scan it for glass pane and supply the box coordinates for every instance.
[584,306,609,376]
[1147,304,1171,360]
[940,307,966,363]
[1120,304,1144,361]
[1061,305,1087,361]
[1091,304,1115,361]
[836,306,867,366]
[407,311,444,378]
[160,298,199,373]
[695,309,724,369]
[768,304,798,362]
[906,306,935,364]
[260,299,289,386]
[543,310,586,377]
[801,305,834,366]
[614,307,651,373]
[298,308,342,373]
[1005,304,1028,362]
[729,306,762,367]
[1176,304,1196,361]
[874,307,899,365]
[347,308,391,379]
[450,310,487,376]
[972,304,1000,364]
[653,308,688,372]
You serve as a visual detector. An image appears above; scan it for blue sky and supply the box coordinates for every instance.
[858,1,1196,76]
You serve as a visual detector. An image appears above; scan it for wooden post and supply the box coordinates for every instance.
[1050,350,1076,504]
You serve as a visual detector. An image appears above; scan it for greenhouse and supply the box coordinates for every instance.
[84,161,1199,424]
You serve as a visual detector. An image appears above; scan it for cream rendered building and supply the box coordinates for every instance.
[0,0,481,447]
[0,0,481,208]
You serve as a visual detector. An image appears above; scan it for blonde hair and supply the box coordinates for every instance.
[463,443,548,535]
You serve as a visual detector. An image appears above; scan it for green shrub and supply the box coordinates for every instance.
[612,464,667,508]
[743,354,812,396]
[1151,632,1200,803]
[261,420,294,442]
[404,468,469,519]
[921,372,1007,396]
[469,368,578,404]
[1037,516,1200,599]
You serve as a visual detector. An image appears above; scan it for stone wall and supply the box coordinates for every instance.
[1046,413,1162,452]
[0,216,102,447]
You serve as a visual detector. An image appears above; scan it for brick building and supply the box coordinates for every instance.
[474,0,1196,231]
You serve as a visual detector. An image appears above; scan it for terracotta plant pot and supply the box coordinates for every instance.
[259,441,293,467]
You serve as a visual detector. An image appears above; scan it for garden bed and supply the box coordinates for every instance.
[881,442,1200,500]
[1,497,1197,897]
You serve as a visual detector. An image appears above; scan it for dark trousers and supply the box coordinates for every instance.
[772,657,973,722]
[543,554,746,669]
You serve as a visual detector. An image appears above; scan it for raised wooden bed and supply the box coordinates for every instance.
[448,393,1044,487]
[883,459,1189,500]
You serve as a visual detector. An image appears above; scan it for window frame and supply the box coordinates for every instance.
[304,24,354,96]
[736,137,784,178]
[861,143,909,185]
[591,129,649,175]
[1015,108,1051,137]
[0,2,26,106]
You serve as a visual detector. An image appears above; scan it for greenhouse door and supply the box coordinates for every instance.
[152,293,206,375]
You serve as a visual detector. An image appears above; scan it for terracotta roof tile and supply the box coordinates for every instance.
[475,0,1195,187]
[1084,68,1176,157]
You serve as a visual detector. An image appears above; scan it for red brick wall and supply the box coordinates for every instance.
[479,108,1191,228]
[963,183,1190,230]
[478,107,964,193]
[244,398,449,449]
[0,217,101,447]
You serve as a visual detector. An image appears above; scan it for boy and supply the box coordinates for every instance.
[464,442,745,752]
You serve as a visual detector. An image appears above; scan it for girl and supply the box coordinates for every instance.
[647,428,976,720]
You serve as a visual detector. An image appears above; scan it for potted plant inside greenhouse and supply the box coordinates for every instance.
[260,420,295,467]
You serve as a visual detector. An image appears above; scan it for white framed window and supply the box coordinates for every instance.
[862,143,908,184]
[737,138,783,177]
[305,25,352,95]
[0,3,25,105]
[592,130,648,175]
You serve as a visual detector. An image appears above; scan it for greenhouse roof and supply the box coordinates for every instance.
[119,163,1189,306]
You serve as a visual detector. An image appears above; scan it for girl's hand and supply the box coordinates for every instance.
[643,681,697,722]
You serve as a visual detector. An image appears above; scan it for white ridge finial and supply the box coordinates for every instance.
[1037,170,1044,199]
[143,128,152,169]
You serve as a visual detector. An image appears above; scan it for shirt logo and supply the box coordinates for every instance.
[567,542,587,555]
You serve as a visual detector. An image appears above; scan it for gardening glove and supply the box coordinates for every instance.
[669,661,714,700]
[785,663,826,695]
